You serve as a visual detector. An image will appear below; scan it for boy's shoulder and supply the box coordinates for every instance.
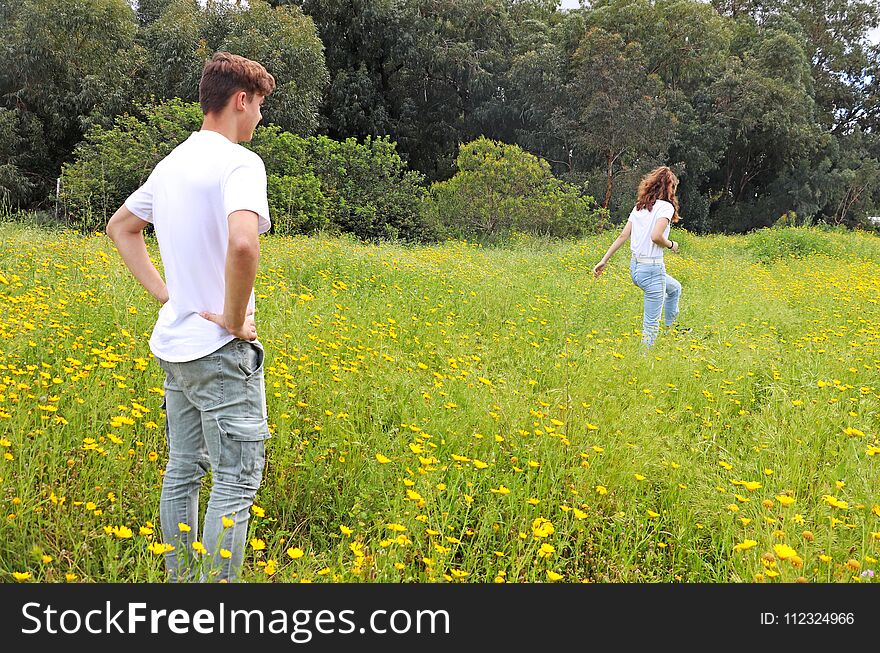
[228,142,266,170]
[160,133,265,176]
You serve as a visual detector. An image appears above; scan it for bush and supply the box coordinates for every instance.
[426,138,606,242]
[267,173,329,236]
[62,102,432,241]
[248,125,311,174]
[60,99,202,232]
[773,210,816,228]
[250,125,329,235]
[251,129,432,241]
[0,108,44,208]
[309,135,432,242]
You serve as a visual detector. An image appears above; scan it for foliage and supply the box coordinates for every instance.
[266,172,330,236]
[427,137,606,242]
[218,0,329,135]
[0,108,44,207]
[570,29,671,209]
[62,102,430,240]
[296,0,544,180]
[308,135,431,241]
[141,0,206,102]
[140,0,329,135]
[4,0,880,232]
[0,0,143,206]
[60,100,202,232]
[251,126,432,241]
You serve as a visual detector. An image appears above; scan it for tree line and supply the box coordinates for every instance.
[2,0,879,234]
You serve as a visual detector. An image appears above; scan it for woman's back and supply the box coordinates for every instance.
[629,199,674,258]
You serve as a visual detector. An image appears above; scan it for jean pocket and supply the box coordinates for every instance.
[237,341,264,379]
[631,267,647,289]
[179,354,224,410]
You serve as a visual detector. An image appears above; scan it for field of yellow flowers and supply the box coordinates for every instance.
[0,221,878,583]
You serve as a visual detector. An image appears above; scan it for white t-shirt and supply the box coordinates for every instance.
[628,199,674,259]
[125,130,271,362]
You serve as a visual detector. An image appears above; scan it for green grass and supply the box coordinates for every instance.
[0,222,878,583]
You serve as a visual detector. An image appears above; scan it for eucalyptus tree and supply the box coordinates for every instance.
[0,0,141,206]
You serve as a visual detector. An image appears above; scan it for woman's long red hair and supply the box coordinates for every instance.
[636,166,680,223]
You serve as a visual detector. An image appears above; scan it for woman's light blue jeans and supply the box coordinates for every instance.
[630,257,682,346]
[155,338,270,582]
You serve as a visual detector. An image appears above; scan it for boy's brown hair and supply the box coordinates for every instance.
[199,52,276,115]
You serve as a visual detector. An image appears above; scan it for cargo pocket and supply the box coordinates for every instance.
[216,417,270,486]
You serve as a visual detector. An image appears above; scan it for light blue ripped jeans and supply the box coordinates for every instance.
[155,339,270,582]
[630,257,682,346]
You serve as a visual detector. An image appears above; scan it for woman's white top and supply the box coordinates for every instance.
[629,199,674,258]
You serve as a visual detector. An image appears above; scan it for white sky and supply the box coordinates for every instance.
[557,0,880,44]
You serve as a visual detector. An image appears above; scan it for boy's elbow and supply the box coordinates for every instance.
[106,221,119,243]
[106,208,130,242]
[228,238,260,260]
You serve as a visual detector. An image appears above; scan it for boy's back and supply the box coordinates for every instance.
[125,130,270,362]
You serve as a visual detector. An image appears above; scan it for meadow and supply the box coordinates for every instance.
[0,220,878,583]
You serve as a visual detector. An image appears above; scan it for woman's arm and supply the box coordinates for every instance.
[593,221,633,277]
[651,217,678,252]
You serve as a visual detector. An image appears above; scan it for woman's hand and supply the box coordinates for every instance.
[670,240,680,253]
[593,261,607,277]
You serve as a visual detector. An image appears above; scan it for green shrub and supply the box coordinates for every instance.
[248,125,311,175]
[267,173,329,236]
[62,104,431,241]
[0,108,44,208]
[60,99,202,232]
[250,126,329,236]
[426,138,606,242]
[309,135,432,242]
[252,130,432,241]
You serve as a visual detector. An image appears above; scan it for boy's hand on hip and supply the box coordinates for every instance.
[199,308,258,341]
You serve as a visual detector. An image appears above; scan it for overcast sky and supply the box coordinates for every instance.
[556,0,880,44]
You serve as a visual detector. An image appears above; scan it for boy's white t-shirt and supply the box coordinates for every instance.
[628,199,674,259]
[125,130,271,362]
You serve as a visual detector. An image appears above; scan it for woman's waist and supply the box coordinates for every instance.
[631,254,664,264]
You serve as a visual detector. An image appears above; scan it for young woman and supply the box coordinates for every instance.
[593,166,683,347]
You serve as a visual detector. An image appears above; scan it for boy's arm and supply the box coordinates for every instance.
[106,206,169,305]
[199,210,260,342]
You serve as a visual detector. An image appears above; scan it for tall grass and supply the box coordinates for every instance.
[0,221,878,583]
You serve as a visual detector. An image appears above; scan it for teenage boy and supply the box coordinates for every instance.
[107,52,275,582]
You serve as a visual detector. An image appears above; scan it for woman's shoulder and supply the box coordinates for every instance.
[653,199,675,218]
